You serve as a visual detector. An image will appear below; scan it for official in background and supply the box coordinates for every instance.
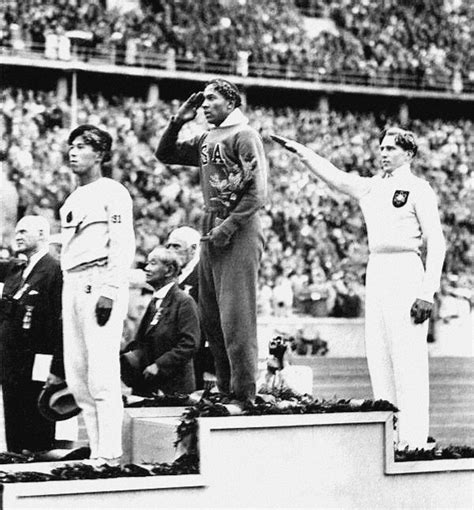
[166,226,216,390]
[121,247,199,396]
[60,124,135,464]
[274,128,446,450]
[156,79,268,405]
[0,215,64,453]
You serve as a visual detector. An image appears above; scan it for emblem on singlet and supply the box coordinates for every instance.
[392,190,409,208]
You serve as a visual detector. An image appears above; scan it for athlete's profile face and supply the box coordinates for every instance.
[379,134,410,173]
[68,135,101,174]
[202,85,234,126]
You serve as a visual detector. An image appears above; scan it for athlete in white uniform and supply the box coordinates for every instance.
[273,128,446,450]
[60,125,135,463]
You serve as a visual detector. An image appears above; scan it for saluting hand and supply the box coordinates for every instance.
[410,298,433,324]
[176,92,205,124]
[95,296,113,326]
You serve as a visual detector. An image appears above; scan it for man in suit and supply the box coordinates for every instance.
[121,247,199,396]
[166,226,216,390]
[0,215,64,453]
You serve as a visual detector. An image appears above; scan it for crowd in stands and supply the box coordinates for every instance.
[1,87,472,319]
[0,0,471,90]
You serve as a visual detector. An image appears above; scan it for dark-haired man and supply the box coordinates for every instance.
[155,80,267,404]
[60,124,135,464]
[274,127,446,450]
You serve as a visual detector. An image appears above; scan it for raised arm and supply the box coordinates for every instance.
[155,92,204,167]
[271,135,370,200]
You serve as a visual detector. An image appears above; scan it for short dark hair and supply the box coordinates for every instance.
[205,79,242,108]
[68,124,113,162]
[379,127,418,157]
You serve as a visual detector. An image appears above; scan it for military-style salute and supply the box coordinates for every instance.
[0,215,64,453]
[60,125,135,463]
[156,79,268,404]
[274,128,446,450]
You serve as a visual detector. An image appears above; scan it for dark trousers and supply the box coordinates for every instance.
[199,216,264,401]
[2,379,55,453]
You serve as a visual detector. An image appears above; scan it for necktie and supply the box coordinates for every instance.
[10,259,28,298]
[149,297,163,326]
[383,171,393,179]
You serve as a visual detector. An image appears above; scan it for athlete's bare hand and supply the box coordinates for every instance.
[96,295,113,326]
[143,363,159,380]
[410,298,433,324]
[270,134,312,159]
[175,92,205,124]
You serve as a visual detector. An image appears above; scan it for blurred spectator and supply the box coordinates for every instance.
[331,272,363,318]
[0,164,18,250]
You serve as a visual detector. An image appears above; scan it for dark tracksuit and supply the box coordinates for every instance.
[155,109,267,400]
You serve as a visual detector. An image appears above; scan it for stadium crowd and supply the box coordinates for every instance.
[0,0,471,90]
[1,87,472,319]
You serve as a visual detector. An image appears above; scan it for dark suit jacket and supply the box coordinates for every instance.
[0,254,64,384]
[179,263,199,303]
[125,283,199,395]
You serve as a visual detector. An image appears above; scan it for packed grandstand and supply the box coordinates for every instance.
[0,0,472,320]
[1,0,471,91]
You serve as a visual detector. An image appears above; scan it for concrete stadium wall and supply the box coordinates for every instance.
[257,315,474,358]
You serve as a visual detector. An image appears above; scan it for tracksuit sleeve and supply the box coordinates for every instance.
[100,186,136,300]
[155,118,201,167]
[415,183,446,302]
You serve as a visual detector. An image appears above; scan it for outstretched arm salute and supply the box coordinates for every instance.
[271,134,371,200]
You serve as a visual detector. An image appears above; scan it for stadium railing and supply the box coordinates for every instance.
[1,41,471,94]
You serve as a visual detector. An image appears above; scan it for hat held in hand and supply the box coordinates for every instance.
[38,381,81,422]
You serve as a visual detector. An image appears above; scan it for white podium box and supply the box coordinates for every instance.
[122,406,187,464]
[1,410,472,509]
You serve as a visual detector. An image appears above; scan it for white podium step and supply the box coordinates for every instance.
[1,409,473,509]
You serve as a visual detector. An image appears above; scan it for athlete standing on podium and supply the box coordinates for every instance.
[155,80,267,405]
[273,127,446,450]
[60,124,135,464]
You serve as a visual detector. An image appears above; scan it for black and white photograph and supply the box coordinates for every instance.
[0,0,472,508]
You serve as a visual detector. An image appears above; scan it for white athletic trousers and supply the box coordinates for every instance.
[62,265,128,459]
[365,252,429,449]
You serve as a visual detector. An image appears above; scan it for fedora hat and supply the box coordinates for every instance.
[38,381,81,422]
